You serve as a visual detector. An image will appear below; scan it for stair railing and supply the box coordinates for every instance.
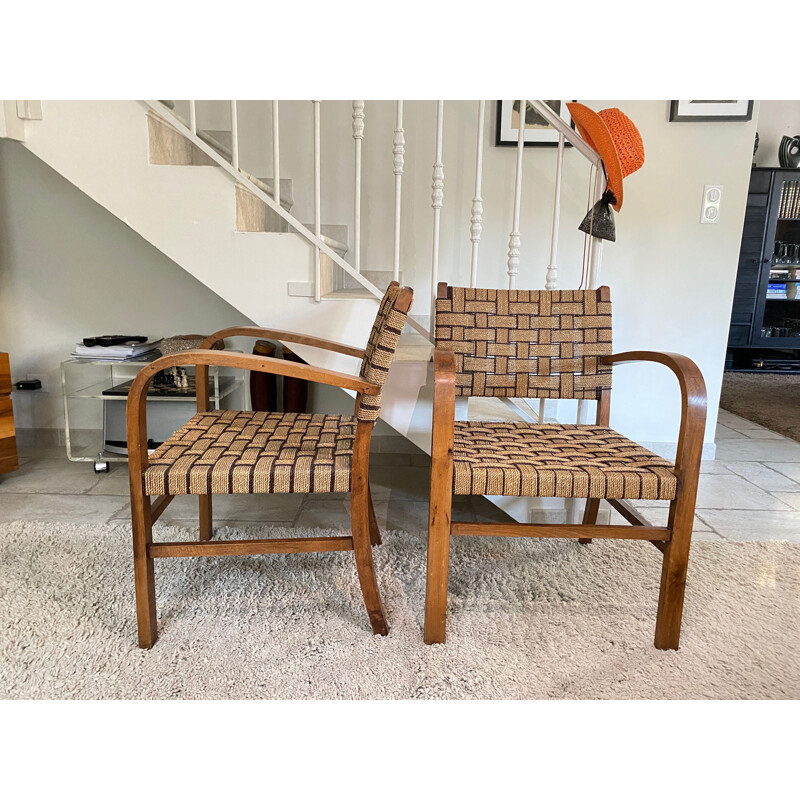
[144,100,609,347]
[142,100,430,344]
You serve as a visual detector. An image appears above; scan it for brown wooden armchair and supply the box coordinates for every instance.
[127,282,413,648]
[424,284,707,650]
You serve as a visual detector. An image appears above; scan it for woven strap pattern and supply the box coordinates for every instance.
[452,421,677,500]
[436,286,612,399]
[357,281,411,422]
[144,411,356,495]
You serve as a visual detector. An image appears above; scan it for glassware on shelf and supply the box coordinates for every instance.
[771,241,800,266]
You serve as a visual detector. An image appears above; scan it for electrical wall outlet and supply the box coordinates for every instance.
[701,185,723,224]
[27,373,48,393]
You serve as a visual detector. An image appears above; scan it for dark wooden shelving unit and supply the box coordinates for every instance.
[726,167,800,372]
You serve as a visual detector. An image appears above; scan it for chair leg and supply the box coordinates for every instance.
[350,487,389,636]
[131,489,158,648]
[424,472,453,645]
[579,498,600,545]
[367,484,382,546]
[654,507,693,650]
[199,495,213,541]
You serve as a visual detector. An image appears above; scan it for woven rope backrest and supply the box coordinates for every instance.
[435,285,612,399]
[357,282,413,422]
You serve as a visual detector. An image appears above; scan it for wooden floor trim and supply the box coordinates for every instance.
[150,536,354,558]
[451,522,670,541]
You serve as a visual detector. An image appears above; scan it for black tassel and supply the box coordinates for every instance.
[578,189,616,242]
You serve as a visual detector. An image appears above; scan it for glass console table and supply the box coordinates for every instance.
[61,353,244,472]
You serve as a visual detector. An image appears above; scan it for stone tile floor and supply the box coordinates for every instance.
[1,408,799,542]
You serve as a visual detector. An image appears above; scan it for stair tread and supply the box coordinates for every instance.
[240,173,293,209]
[323,288,375,299]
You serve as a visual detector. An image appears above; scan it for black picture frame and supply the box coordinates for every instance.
[669,100,754,122]
[495,100,574,147]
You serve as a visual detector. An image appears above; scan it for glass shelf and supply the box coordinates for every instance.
[65,375,238,401]
[61,356,245,467]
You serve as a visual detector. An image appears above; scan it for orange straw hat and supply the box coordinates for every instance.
[566,103,644,211]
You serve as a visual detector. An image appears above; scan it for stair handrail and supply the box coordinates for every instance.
[141,100,432,341]
[526,100,602,167]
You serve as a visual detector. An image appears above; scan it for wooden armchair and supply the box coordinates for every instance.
[424,284,707,650]
[127,282,413,648]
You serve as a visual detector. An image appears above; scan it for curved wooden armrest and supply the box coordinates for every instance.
[126,350,378,472]
[431,348,456,463]
[200,326,366,359]
[601,351,707,475]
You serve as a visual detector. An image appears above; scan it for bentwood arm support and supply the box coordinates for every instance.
[602,352,707,651]
[431,348,457,454]
[424,348,457,644]
[126,349,380,474]
[602,351,708,480]
[200,327,367,359]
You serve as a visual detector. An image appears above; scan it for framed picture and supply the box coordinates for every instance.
[669,100,754,122]
[495,100,573,147]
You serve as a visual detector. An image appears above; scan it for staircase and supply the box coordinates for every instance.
[2,99,606,523]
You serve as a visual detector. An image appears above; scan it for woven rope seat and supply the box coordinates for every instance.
[452,421,677,500]
[144,410,357,496]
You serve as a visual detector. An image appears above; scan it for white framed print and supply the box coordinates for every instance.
[669,100,754,122]
[495,100,573,147]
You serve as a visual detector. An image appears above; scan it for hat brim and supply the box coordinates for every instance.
[567,103,624,211]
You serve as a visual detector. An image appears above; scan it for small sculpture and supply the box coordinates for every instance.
[779,135,800,169]
[152,366,190,390]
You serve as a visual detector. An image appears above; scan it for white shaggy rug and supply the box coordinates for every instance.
[1,520,798,699]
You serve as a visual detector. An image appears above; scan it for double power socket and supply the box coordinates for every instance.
[700,185,723,224]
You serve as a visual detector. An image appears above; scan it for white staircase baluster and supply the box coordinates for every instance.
[230,100,239,171]
[313,101,322,303]
[507,100,525,290]
[189,100,197,135]
[430,100,444,314]
[576,166,606,426]
[587,165,606,289]
[352,100,365,273]
[469,100,485,289]
[546,132,565,290]
[272,101,281,204]
[392,100,405,283]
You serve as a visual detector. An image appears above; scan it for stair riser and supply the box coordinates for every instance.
[147,113,217,167]
[235,185,290,232]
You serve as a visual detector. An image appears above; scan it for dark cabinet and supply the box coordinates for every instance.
[726,168,800,371]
